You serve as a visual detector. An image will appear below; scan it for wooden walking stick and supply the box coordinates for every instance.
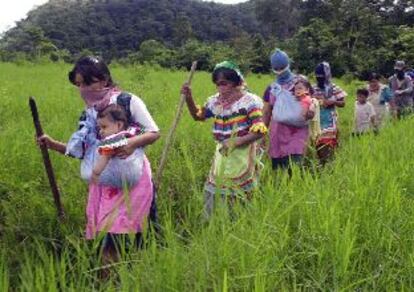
[29,97,65,221]
[155,61,197,189]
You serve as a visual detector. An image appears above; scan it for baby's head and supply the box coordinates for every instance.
[97,104,129,138]
[356,88,369,104]
[294,77,312,99]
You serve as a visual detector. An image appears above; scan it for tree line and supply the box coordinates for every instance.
[0,0,414,78]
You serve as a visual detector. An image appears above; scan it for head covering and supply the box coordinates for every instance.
[270,49,294,85]
[315,62,332,89]
[394,60,406,70]
[213,61,246,108]
[213,60,244,80]
[315,63,325,76]
[270,49,290,71]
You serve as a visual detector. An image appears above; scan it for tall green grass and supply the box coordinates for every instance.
[1,62,414,290]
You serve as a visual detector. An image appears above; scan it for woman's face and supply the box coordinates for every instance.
[74,73,106,90]
[215,77,237,96]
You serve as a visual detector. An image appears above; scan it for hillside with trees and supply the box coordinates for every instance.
[0,0,265,60]
[1,0,414,77]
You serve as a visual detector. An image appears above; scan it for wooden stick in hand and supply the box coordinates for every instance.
[155,61,198,190]
[29,97,65,221]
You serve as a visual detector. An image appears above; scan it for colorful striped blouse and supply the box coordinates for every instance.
[204,92,266,142]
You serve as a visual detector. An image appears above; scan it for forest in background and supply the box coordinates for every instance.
[1,0,414,77]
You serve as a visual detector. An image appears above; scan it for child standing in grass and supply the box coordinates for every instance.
[37,56,160,269]
[181,61,267,216]
[353,88,376,135]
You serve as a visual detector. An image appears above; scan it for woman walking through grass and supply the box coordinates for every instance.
[181,61,267,217]
[37,56,160,267]
[262,49,314,171]
[312,61,347,164]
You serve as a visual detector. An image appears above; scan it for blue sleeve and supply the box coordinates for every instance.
[263,86,272,103]
[380,86,393,104]
[203,98,215,119]
[65,110,98,159]
[204,108,214,119]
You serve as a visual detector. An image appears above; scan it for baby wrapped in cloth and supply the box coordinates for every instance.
[66,108,144,189]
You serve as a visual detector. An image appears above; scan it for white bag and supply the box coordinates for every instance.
[81,145,144,189]
[271,84,308,127]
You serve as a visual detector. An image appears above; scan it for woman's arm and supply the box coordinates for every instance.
[233,132,264,148]
[334,86,346,108]
[115,132,160,159]
[262,102,272,127]
[113,95,161,158]
[220,132,264,156]
[262,86,273,127]
[37,134,67,154]
[335,99,345,108]
[128,132,160,148]
[181,83,206,121]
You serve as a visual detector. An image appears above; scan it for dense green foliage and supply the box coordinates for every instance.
[0,0,264,63]
[1,63,414,290]
[283,0,414,77]
[1,0,414,76]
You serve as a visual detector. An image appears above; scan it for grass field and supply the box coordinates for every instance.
[1,62,414,290]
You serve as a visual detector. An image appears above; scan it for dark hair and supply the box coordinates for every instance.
[97,104,129,130]
[212,68,243,86]
[356,88,369,97]
[68,56,114,87]
[368,72,381,81]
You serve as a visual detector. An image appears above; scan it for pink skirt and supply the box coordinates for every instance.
[85,156,153,239]
[268,120,309,158]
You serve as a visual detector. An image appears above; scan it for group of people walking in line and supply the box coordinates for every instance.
[36,49,412,267]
